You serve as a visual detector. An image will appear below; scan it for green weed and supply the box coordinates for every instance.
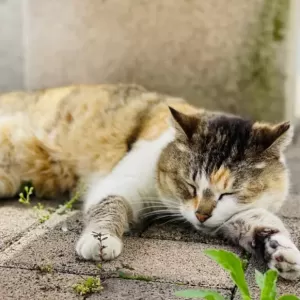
[57,184,86,215]
[19,186,34,205]
[38,214,50,224]
[175,249,300,300]
[33,202,51,223]
[72,277,103,296]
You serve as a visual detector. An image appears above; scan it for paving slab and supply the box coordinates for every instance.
[0,209,243,288]
[282,218,300,247]
[101,238,242,289]
[141,222,231,246]
[89,278,232,300]
[286,147,300,195]
[0,198,64,250]
[0,209,100,275]
[0,208,242,289]
[280,194,300,219]
[281,145,300,217]
[0,267,87,300]
[0,267,231,300]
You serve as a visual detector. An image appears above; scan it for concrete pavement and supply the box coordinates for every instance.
[1,144,300,299]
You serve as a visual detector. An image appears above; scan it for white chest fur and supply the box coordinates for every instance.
[84,128,176,219]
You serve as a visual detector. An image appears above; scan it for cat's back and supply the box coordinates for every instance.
[43,84,200,175]
[0,84,200,176]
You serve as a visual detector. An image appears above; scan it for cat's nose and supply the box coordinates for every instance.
[195,213,210,223]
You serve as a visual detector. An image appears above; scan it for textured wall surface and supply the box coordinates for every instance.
[0,0,291,121]
[0,0,24,91]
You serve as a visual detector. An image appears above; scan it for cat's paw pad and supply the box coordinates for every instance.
[257,230,300,281]
[76,232,123,261]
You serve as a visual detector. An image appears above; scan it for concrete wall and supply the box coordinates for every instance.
[0,0,24,91]
[0,0,293,121]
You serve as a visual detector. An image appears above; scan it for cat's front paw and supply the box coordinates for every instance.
[256,228,300,280]
[76,232,123,261]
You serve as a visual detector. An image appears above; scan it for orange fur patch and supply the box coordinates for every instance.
[192,196,200,210]
[210,166,232,190]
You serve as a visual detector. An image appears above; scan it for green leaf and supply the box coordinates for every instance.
[259,269,278,300]
[255,270,265,290]
[175,289,225,299]
[278,296,300,300]
[204,249,251,300]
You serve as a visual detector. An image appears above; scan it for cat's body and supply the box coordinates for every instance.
[0,84,196,198]
[1,84,300,280]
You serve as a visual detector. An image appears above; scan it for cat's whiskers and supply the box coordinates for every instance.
[130,199,177,207]
[130,198,180,212]
[149,215,184,223]
[129,195,177,203]
[135,202,179,211]
[136,206,177,214]
[142,210,181,218]
[131,199,172,205]
[159,216,185,226]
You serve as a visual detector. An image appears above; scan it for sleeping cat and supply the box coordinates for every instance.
[0,84,299,280]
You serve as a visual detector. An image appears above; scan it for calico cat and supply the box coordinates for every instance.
[0,84,299,280]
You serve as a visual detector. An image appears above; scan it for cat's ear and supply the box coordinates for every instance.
[251,121,293,152]
[168,107,199,139]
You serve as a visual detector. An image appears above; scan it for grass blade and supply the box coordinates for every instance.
[259,269,278,300]
[255,270,265,290]
[278,295,300,300]
[175,289,225,299]
[204,249,251,300]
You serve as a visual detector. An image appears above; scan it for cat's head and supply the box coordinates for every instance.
[156,107,293,229]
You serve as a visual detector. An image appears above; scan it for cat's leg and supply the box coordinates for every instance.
[76,195,133,261]
[215,208,300,280]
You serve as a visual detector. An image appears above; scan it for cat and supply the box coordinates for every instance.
[0,83,299,280]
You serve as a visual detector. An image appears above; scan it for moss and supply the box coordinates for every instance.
[118,271,153,282]
[272,0,290,42]
[72,277,103,296]
[121,263,135,271]
[37,264,53,273]
[236,0,291,122]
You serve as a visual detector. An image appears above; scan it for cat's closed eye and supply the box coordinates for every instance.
[218,192,235,201]
[186,182,197,197]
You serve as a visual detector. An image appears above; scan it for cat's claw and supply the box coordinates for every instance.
[76,232,123,261]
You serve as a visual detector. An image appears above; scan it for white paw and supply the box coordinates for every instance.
[265,233,300,280]
[76,232,123,261]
